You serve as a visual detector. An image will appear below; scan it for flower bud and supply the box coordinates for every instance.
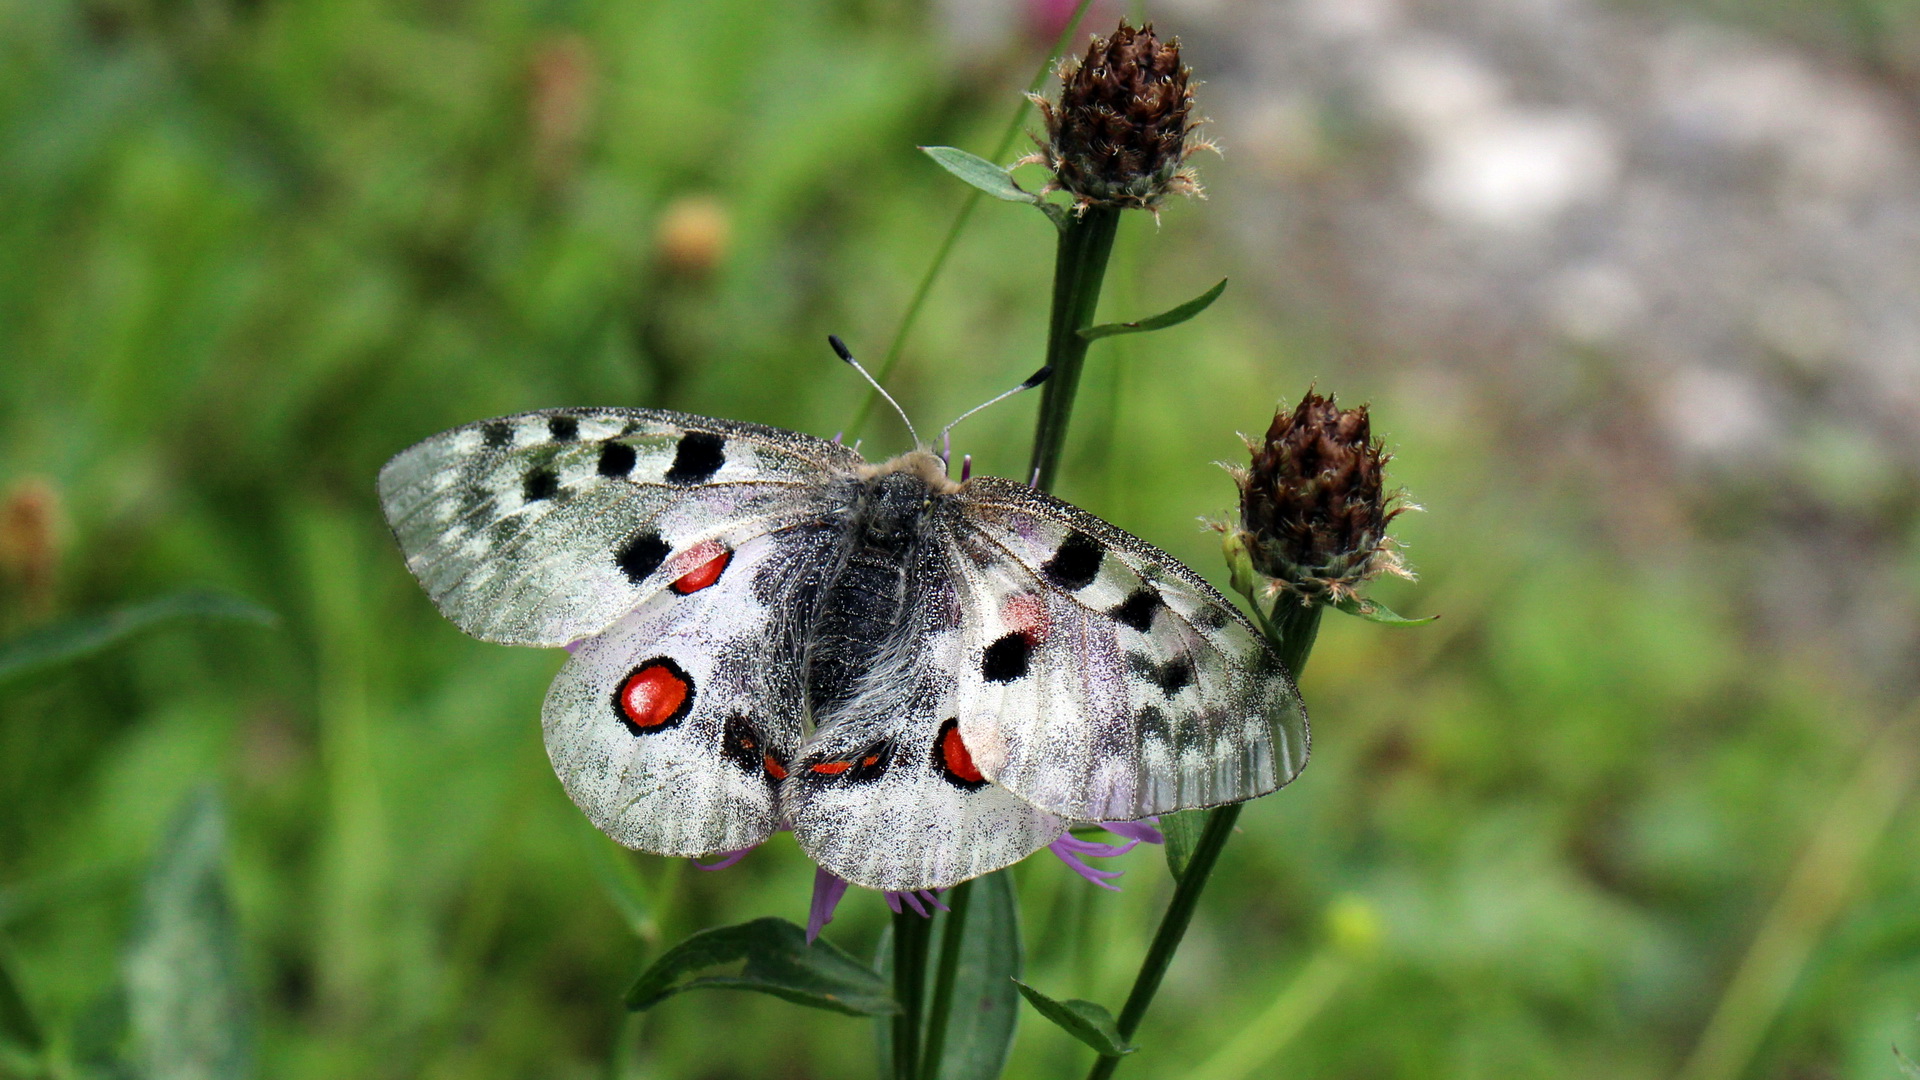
[1226,392,1412,605]
[1029,20,1208,212]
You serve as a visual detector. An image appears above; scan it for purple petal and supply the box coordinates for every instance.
[1054,833,1140,859]
[1050,838,1126,891]
[807,868,851,944]
[693,846,755,872]
[563,638,586,654]
[1100,819,1165,845]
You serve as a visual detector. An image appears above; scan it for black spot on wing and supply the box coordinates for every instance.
[849,742,892,783]
[597,442,637,477]
[1129,652,1195,695]
[1042,530,1103,591]
[482,421,512,449]
[720,714,764,777]
[1137,705,1174,741]
[1111,587,1163,632]
[665,431,725,484]
[982,632,1032,682]
[523,467,560,502]
[1194,604,1231,630]
[615,530,671,583]
[548,415,579,442]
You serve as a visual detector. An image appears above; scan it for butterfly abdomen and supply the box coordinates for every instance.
[804,470,951,718]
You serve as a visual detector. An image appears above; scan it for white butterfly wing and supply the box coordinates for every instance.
[945,478,1309,822]
[378,408,861,646]
[542,530,832,858]
[784,575,1067,892]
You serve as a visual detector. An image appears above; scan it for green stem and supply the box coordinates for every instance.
[918,879,976,1080]
[891,905,934,1080]
[1085,601,1324,1080]
[1027,205,1121,491]
[851,0,1098,437]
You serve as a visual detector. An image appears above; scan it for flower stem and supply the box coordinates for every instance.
[851,0,1099,437]
[1085,600,1323,1080]
[1028,205,1122,492]
[918,879,976,1080]
[891,905,934,1080]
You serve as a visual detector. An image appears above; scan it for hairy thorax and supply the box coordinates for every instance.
[804,453,958,717]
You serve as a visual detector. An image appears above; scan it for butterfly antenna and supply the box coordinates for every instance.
[937,364,1054,463]
[830,335,919,446]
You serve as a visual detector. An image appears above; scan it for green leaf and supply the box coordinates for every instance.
[1896,1044,1920,1079]
[0,591,276,685]
[926,872,1023,1080]
[124,787,252,1080]
[1078,278,1227,341]
[1332,595,1436,626]
[0,941,43,1055]
[1012,980,1134,1057]
[921,146,1037,204]
[625,917,897,1017]
[1161,809,1206,880]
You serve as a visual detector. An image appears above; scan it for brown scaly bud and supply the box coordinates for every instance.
[1223,392,1413,606]
[1026,20,1210,213]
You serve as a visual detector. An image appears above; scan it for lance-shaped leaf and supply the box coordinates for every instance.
[626,917,896,1017]
[922,146,1038,204]
[1078,278,1226,341]
[1012,980,1134,1056]
[1160,809,1207,880]
[1332,595,1436,626]
[0,591,276,685]
[124,787,252,1080]
[924,873,1023,1080]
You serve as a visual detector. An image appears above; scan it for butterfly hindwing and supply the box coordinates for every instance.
[378,408,861,646]
[946,478,1309,821]
[542,530,831,858]
[783,572,1067,891]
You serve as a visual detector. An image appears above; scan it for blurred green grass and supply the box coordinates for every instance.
[2,1,1917,1078]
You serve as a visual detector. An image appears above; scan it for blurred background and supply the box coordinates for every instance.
[3,0,1918,1077]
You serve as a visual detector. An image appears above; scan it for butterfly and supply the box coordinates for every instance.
[377,406,1308,892]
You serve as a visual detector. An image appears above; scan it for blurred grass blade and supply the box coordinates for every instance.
[1078,279,1227,341]
[1160,811,1205,879]
[0,941,44,1056]
[625,917,897,1017]
[921,147,1038,204]
[1012,981,1133,1056]
[0,591,276,685]
[923,872,1022,1080]
[124,786,252,1080]
[578,826,656,943]
[1896,1044,1920,1079]
[1331,595,1436,626]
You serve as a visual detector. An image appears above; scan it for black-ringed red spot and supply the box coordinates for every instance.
[670,541,732,595]
[613,658,694,736]
[763,754,789,781]
[809,760,851,776]
[935,719,987,790]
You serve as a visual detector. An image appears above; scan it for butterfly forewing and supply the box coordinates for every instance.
[378,408,861,646]
[945,478,1309,821]
[542,531,827,858]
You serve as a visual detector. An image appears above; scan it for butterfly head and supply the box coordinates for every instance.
[859,449,961,495]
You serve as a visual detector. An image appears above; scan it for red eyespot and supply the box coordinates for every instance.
[941,723,983,785]
[809,760,852,776]
[763,754,789,781]
[617,660,693,734]
[670,541,731,594]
